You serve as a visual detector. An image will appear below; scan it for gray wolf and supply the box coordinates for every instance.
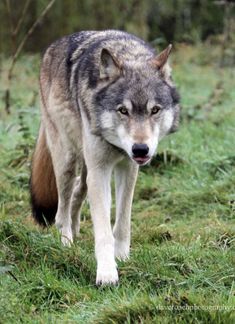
[30,30,180,285]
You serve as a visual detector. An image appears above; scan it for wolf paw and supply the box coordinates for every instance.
[58,226,73,246]
[55,218,73,246]
[96,265,119,286]
[61,233,73,246]
[114,239,130,261]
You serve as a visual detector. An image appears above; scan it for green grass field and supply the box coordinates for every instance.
[0,45,235,323]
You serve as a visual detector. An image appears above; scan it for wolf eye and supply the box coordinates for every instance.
[151,105,162,115]
[118,106,129,115]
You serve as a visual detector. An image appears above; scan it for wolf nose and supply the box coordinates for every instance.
[132,144,149,157]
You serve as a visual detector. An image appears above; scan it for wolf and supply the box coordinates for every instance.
[30,30,180,285]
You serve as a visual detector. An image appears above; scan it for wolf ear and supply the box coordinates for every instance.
[154,44,172,69]
[100,48,122,79]
[152,44,172,82]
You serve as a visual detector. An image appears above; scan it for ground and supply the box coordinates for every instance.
[0,44,234,323]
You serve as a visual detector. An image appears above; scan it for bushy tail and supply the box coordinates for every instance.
[30,126,58,226]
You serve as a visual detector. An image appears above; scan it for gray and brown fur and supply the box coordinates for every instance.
[30,30,180,285]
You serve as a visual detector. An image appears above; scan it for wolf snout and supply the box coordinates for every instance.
[132,144,150,165]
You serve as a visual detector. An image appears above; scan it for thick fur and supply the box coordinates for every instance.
[30,30,180,285]
[30,126,58,226]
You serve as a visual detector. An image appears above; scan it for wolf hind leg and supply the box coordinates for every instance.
[113,160,138,260]
[70,161,87,238]
[46,130,77,245]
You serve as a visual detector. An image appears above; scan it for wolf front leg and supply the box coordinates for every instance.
[113,160,138,260]
[85,158,118,285]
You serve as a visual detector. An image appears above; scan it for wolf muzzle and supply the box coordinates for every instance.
[132,143,150,165]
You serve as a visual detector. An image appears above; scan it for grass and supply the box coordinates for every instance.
[0,44,235,323]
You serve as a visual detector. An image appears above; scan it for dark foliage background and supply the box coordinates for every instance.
[0,0,233,54]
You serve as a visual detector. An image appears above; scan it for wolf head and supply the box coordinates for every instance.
[94,45,180,165]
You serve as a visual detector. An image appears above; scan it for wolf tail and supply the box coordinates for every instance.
[30,126,58,226]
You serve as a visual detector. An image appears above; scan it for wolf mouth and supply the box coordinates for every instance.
[133,156,150,165]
